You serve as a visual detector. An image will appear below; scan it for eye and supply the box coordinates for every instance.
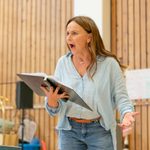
[72,31,78,35]
[66,32,69,36]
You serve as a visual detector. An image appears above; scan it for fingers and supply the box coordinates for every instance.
[118,121,133,129]
[40,85,55,97]
[131,111,140,117]
[128,114,135,123]
[53,86,69,98]
[120,111,139,128]
[60,92,69,99]
[55,86,60,94]
[41,85,69,100]
[117,122,134,137]
[117,123,123,128]
[124,111,139,120]
[40,86,49,95]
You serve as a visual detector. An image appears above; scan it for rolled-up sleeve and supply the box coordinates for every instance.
[45,97,62,116]
[111,60,134,120]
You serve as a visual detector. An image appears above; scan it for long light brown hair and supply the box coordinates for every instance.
[66,16,125,77]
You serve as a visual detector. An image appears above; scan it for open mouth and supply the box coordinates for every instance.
[69,44,75,49]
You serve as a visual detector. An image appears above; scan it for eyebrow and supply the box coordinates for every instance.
[66,29,79,33]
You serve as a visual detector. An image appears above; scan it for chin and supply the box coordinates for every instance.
[70,50,76,55]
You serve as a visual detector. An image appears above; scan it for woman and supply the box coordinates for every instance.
[41,16,138,150]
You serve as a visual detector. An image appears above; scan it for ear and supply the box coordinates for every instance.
[87,33,92,43]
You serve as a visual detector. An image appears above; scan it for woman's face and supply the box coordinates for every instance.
[66,21,91,55]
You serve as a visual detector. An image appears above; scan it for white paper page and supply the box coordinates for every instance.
[126,69,150,100]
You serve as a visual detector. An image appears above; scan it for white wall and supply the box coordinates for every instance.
[74,0,110,50]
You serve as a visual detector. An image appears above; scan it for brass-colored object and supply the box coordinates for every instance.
[0,97,18,146]
[0,96,9,133]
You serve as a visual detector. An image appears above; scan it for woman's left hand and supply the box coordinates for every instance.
[118,112,139,136]
[120,112,139,128]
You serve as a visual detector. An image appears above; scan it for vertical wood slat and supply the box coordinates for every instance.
[0,0,73,149]
[134,0,141,69]
[30,0,36,72]
[128,4,135,148]
[140,0,147,68]
[44,110,50,150]
[0,0,3,96]
[60,0,67,55]
[7,0,13,84]
[16,0,22,75]
[44,1,51,148]
[140,0,148,150]
[45,0,51,73]
[134,2,142,147]
[122,0,128,65]
[141,100,148,150]
[148,104,150,150]
[0,0,72,102]
[147,0,150,70]
[111,0,117,54]
[147,0,150,149]
[35,0,40,73]
[11,0,17,83]
[26,0,32,72]
[40,0,46,71]
[21,0,27,73]
[135,103,142,150]
[116,0,123,62]
[55,0,61,63]
[11,0,18,112]
[50,0,56,73]
[112,0,150,149]
[2,0,8,97]
[39,108,45,144]
[128,0,134,69]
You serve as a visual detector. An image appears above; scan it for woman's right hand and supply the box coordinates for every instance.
[40,86,69,108]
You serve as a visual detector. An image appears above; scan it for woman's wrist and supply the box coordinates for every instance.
[47,100,59,108]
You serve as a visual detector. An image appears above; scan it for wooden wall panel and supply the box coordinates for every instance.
[128,0,134,69]
[0,0,73,149]
[111,0,150,150]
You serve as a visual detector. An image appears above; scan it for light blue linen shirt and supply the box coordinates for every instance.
[45,52,134,150]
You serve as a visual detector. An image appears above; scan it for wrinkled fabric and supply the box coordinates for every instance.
[45,52,134,150]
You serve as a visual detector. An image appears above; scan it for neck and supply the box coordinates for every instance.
[73,53,91,68]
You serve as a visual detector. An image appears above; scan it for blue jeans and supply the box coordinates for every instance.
[58,119,114,150]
